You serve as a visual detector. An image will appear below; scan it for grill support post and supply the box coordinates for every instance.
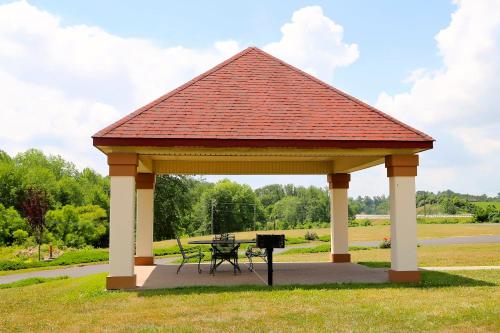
[267,248,273,286]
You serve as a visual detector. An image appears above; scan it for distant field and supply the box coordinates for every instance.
[473,201,500,209]
[276,243,500,267]
[153,223,500,248]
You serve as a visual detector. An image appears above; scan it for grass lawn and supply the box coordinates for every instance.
[473,201,500,209]
[0,270,499,332]
[276,243,500,267]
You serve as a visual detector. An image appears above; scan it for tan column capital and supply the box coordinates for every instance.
[107,153,138,176]
[136,173,155,189]
[327,173,351,189]
[385,154,419,177]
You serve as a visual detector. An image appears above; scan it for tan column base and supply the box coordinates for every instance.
[106,275,137,290]
[330,253,351,263]
[389,270,421,282]
[134,256,155,266]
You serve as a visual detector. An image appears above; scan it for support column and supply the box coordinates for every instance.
[106,153,138,290]
[135,173,155,266]
[385,155,420,282]
[327,173,351,263]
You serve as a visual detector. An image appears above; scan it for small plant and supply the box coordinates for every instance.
[348,220,359,227]
[12,229,29,245]
[379,236,391,248]
[304,230,319,241]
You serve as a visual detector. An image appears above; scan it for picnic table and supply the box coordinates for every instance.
[188,239,255,273]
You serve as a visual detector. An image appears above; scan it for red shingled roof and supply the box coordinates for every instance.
[93,47,433,149]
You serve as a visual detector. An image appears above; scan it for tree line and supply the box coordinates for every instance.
[0,149,498,248]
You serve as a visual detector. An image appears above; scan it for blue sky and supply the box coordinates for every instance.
[20,0,452,102]
[0,0,498,196]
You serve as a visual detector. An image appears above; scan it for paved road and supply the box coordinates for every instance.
[1,235,499,285]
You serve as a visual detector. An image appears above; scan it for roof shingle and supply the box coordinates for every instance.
[93,47,433,148]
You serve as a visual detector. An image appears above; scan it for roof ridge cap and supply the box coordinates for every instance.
[93,46,256,138]
[252,47,434,141]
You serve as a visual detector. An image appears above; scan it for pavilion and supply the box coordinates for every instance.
[93,47,434,290]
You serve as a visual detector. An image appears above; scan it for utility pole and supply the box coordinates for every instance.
[253,204,256,231]
[211,199,216,235]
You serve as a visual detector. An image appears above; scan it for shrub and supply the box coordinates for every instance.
[359,219,373,226]
[348,220,358,227]
[304,230,319,241]
[472,204,500,223]
[0,204,29,246]
[12,229,29,245]
[379,236,391,249]
[0,260,33,271]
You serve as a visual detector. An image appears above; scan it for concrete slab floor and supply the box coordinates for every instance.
[135,262,389,289]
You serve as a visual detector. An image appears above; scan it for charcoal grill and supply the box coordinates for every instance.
[255,234,285,286]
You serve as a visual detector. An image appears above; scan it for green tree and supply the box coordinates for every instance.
[270,196,303,229]
[300,186,329,223]
[45,205,107,248]
[153,175,203,240]
[198,179,263,234]
[0,203,29,245]
[255,184,285,218]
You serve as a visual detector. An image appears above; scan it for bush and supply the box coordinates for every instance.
[473,205,500,223]
[379,236,391,249]
[0,204,29,246]
[304,231,319,241]
[12,229,29,245]
[0,260,33,271]
[45,205,108,248]
[349,219,373,227]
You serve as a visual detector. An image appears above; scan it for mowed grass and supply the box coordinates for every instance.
[276,243,500,267]
[153,223,500,249]
[474,201,500,209]
[0,270,499,332]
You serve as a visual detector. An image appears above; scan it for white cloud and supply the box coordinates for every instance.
[0,2,358,176]
[264,6,359,81]
[0,1,241,171]
[375,0,500,195]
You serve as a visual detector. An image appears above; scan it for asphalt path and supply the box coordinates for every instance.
[1,235,498,284]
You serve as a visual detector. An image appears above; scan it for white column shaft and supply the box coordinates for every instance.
[109,176,135,276]
[135,189,154,257]
[330,188,349,254]
[389,176,417,271]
